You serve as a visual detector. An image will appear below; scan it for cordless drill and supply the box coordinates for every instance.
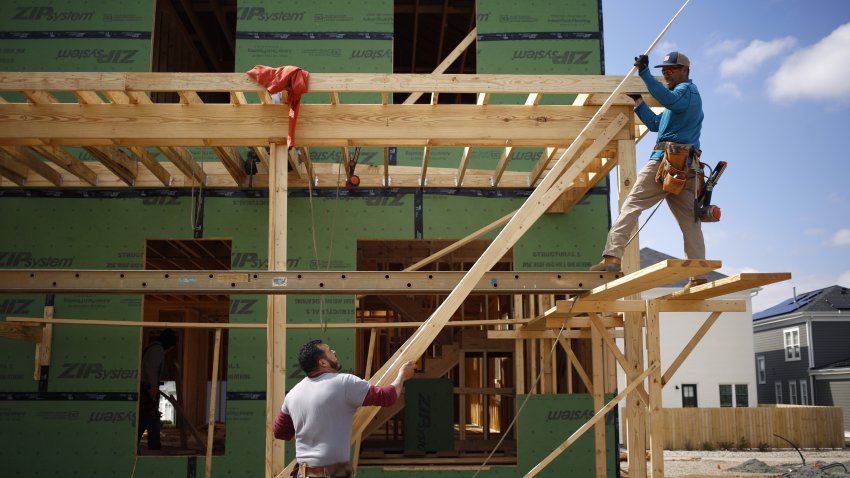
[695,161,727,222]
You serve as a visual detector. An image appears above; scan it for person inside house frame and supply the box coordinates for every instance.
[274,339,416,478]
[590,51,707,288]
[137,328,178,451]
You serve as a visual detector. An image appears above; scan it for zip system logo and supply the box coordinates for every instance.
[512,49,592,65]
[236,7,305,22]
[0,251,74,268]
[55,49,139,63]
[11,6,94,21]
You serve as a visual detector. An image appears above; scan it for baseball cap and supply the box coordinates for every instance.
[654,51,690,68]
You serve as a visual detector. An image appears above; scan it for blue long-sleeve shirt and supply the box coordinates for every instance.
[634,67,703,160]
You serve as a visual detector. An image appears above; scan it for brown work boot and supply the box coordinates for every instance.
[589,256,621,272]
[684,277,708,291]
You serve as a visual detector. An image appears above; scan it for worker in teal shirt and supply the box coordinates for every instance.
[590,52,706,288]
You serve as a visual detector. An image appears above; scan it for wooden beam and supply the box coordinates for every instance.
[31,146,98,186]
[587,313,650,405]
[548,298,746,318]
[158,146,206,185]
[0,147,62,186]
[0,323,42,341]
[211,146,248,185]
[0,103,633,147]
[487,329,623,340]
[128,146,172,186]
[0,153,27,184]
[524,364,658,477]
[0,73,657,95]
[492,143,515,187]
[83,146,136,186]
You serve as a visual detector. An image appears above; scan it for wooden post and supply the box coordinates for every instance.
[204,328,222,478]
[266,143,288,478]
[34,302,53,379]
[645,300,664,477]
[591,314,607,478]
[617,138,647,478]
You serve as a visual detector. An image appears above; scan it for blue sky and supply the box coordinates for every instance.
[600,0,850,312]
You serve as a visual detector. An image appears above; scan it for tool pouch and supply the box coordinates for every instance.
[655,142,696,195]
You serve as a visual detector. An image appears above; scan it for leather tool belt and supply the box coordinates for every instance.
[293,462,353,478]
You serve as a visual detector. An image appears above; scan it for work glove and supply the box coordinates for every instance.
[627,94,643,104]
[634,55,649,72]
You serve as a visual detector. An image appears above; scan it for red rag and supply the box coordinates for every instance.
[246,65,310,149]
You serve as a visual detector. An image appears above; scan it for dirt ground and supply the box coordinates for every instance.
[622,449,850,477]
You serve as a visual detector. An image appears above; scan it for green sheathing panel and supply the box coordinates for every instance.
[517,394,616,477]
[0,196,211,476]
[236,0,391,168]
[0,0,152,71]
[403,378,453,453]
[423,195,608,271]
[473,0,605,173]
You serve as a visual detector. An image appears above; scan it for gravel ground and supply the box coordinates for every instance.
[623,449,850,477]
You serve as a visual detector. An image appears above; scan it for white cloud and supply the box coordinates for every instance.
[720,36,797,78]
[828,228,850,246]
[715,82,742,97]
[768,22,850,102]
[656,41,677,56]
[839,270,850,287]
[707,39,744,57]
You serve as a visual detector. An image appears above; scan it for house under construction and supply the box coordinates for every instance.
[0,1,792,477]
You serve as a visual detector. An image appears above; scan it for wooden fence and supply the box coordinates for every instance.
[663,405,844,449]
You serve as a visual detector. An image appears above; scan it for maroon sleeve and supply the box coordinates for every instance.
[361,384,398,407]
[273,410,295,440]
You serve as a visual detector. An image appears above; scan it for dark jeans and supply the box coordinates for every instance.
[137,384,161,450]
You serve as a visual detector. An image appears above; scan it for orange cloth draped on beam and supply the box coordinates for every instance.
[246,65,310,149]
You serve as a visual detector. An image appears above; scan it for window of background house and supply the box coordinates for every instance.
[783,327,801,361]
[775,382,783,404]
[734,384,748,407]
[799,380,809,405]
[788,380,797,404]
[757,356,766,384]
[719,384,733,407]
[681,384,697,407]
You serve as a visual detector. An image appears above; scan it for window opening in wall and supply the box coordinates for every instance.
[783,327,801,361]
[757,356,766,384]
[137,238,231,456]
[734,384,748,407]
[393,0,477,104]
[151,0,236,104]
[681,384,697,407]
[356,239,517,466]
[800,380,809,405]
[775,381,783,404]
[788,380,797,404]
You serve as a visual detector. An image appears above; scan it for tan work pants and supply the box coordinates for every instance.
[603,160,705,261]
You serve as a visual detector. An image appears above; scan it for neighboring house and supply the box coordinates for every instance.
[617,248,758,441]
[752,285,850,436]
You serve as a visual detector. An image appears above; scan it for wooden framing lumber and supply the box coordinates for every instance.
[267,144,288,477]
[32,145,99,186]
[645,300,664,477]
[585,259,722,300]
[0,270,615,295]
[663,272,792,300]
[557,336,593,391]
[403,27,477,105]
[0,147,62,186]
[0,103,632,147]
